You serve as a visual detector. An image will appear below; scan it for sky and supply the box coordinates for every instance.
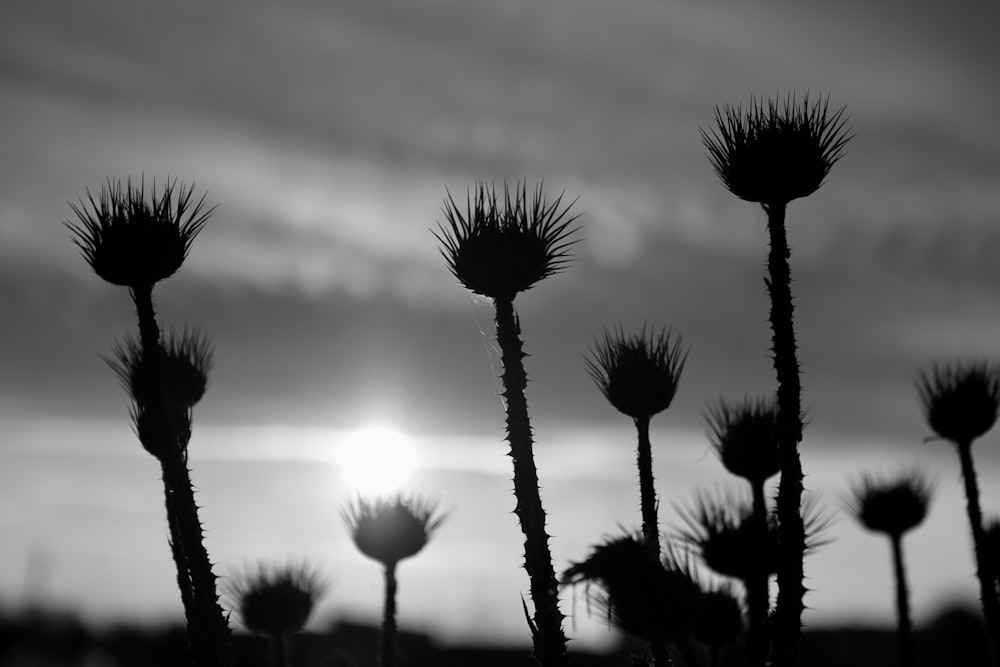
[2,0,1000,652]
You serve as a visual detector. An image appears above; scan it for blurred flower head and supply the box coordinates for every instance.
[434,180,579,302]
[676,490,777,582]
[67,177,213,288]
[848,471,933,538]
[342,495,446,567]
[704,396,779,484]
[562,532,703,646]
[225,562,328,638]
[109,328,213,413]
[586,326,687,420]
[700,93,851,206]
[692,585,745,651]
[918,362,1000,444]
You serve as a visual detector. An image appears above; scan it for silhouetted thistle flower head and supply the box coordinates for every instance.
[917,362,1000,444]
[848,471,933,538]
[586,326,687,421]
[692,585,745,651]
[225,562,328,638]
[342,495,446,567]
[676,491,778,581]
[705,396,779,484]
[434,181,580,302]
[677,490,832,581]
[562,533,703,645]
[67,177,213,288]
[108,329,213,413]
[700,93,852,206]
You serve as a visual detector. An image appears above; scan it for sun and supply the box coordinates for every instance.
[337,425,419,496]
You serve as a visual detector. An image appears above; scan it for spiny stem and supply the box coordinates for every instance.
[634,416,660,559]
[161,446,234,667]
[746,478,770,667]
[889,536,915,667]
[956,440,1000,666]
[381,563,398,667]
[494,297,568,667]
[763,202,805,667]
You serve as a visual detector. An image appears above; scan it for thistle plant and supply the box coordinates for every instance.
[67,177,230,667]
[847,471,933,667]
[704,397,778,667]
[435,180,579,667]
[562,533,704,666]
[918,362,1000,663]
[225,563,328,667]
[343,495,445,667]
[586,326,687,558]
[701,93,852,666]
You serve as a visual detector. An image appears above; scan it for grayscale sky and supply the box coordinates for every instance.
[2,0,1000,649]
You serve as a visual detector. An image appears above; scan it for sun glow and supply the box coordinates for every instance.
[337,425,419,496]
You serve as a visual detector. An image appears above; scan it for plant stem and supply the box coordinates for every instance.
[132,288,232,667]
[745,479,770,667]
[956,439,1000,666]
[381,563,398,667]
[762,202,805,667]
[268,634,288,667]
[634,416,660,558]
[889,535,915,667]
[493,297,568,667]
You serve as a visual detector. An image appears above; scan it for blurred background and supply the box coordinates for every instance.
[2,0,1000,659]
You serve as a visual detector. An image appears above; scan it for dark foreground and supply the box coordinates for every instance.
[0,606,988,667]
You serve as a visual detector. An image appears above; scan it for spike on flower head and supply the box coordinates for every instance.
[225,562,328,638]
[917,362,1000,444]
[700,93,852,206]
[705,396,780,484]
[562,533,703,645]
[108,328,213,412]
[66,176,213,288]
[848,471,933,538]
[342,495,446,567]
[433,180,580,301]
[586,325,688,420]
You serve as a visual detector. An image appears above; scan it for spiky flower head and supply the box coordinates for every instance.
[848,471,933,538]
[676,490,832,581]
[692,585,745,651]
[342,495,446,567]
[917,362,1000,444]
[434,180,580,302]
[705,396,779,484]
[700,93,852,206]
[108,328,213,412]
[586,325,687,421]
[225,562,328,638]
[562,533,703,646]
[66,177,213,288]
[676,491,778,582]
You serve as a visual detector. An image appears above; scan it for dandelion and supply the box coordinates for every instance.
[343,495,445,667]
[434,180,580,667]
[562,533,703,665]
[586,326,687,556]
[704,396,778,666]
[701,93,852,666]
[225,563,328,667]
[918,362,1000,661]
[848,471,933,667]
